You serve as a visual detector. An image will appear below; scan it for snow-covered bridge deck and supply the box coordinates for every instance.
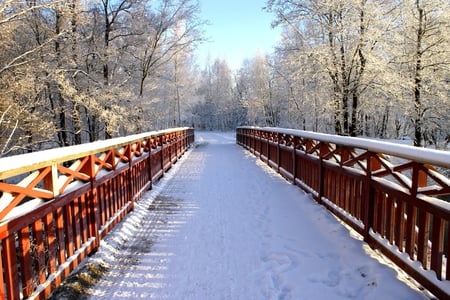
[69,132,429,299]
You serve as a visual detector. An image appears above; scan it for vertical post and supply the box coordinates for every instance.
[83,154,100,252]
[362,153,381,243]
[252,129,256,154]
[406,164,427,258]
[0,243,7,299]
[160,134,165,174]
[277,133,281,172]
[317,142,330,205]
[0,242,4,300]
[292,136,299,185]
[147,137,153,190]
[2,235,20,299]
[169,132,173,167]
[258,130,262,159]
[125,143,134,207]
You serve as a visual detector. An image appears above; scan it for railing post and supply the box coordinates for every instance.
[83,154,100,252]
[147,137,153,190]
[169,132,173,166]
[292,136,299,185]
[362,154,381,243]
[2,234,19,299]
[258,130,262,159]
[317,142,330,205]
[160,134,164,174]
[0,244,4,300]
[252,129,256,154]
[277,133,281,173]
[125,144,135,208]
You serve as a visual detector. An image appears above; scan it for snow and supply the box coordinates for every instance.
[257,127,450,168]
[0,127,190,180]
[71,132,432,299]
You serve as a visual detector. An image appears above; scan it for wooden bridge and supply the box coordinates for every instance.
[0,127,449,299]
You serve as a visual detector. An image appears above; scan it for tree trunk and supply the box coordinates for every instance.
[349,93,358,137]
[413,0,424,147]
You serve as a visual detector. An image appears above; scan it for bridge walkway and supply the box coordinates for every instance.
[65,132,429,299]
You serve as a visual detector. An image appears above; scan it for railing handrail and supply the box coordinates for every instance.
[0,127,195,299]
[241,126,450,168]
[0,127,191,180]
[237,126,450,299]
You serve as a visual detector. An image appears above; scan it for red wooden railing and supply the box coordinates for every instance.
[0,127,194,300]
[237,126,450,299]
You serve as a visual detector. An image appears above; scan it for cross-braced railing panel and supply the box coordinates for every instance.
[237,126,450,299]
[0,128,194,300]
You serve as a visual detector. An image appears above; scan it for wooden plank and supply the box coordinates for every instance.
[394,199,405,251]
[446,224,450,280]
[55,207,67,272]
[80,194,89,243]
[98,185,106,227]
[0,241,5,300]
[430,216,444,279]
[45,212,58,274]
[32,218,47,285]
[405,203,417,260]
[2,234,20,299]
[18,226,34,297]
[385,195,394,244]
[64,203,75,258]
[72,198,82,250]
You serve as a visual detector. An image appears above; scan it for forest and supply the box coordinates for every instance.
[0,0,449,157]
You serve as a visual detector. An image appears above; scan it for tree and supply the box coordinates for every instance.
[132,0,205,97]
[265,0,450,148]
[400,0,450,146]
[194,59,234,130]
[0,0,206,156]
[0,0,61,154]
[266,0,387,136]
[236,54,280,127]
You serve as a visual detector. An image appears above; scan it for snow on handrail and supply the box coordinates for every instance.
[239,126,450,169]
[0,127,191,180]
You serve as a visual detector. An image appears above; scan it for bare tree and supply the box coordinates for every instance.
[265,0,399,136]
[405,0,450,146]
[132,0,205,98]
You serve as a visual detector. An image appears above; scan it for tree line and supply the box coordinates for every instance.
[1,0,449,156]
[0,0,205,156]
[264,0,450,148]
[195,0,449,148]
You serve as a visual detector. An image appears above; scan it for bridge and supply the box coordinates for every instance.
[0,128,449,299]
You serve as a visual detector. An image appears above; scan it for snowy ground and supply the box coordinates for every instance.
[66,131,432,299]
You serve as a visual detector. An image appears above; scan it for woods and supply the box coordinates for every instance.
[1,0,449,156]
[265,0,450,145]
[0,0,205,155]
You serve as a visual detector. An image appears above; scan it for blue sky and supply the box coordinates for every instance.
[196,0,281,70]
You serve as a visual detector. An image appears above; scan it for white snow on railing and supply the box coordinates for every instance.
[240,126,450,168]
[0,127,191,180]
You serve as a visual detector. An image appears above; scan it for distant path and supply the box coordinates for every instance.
[81,132,428,299]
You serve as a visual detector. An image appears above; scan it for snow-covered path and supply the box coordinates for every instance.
[82,132,429,299]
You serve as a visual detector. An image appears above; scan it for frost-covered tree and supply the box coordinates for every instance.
[193,58,243,130]
[236,54,280,127]
[395,0,450,146]
[0,0,206,155]
[266,0,390,136]
[0,0,61,154]
[265,0,450,147]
